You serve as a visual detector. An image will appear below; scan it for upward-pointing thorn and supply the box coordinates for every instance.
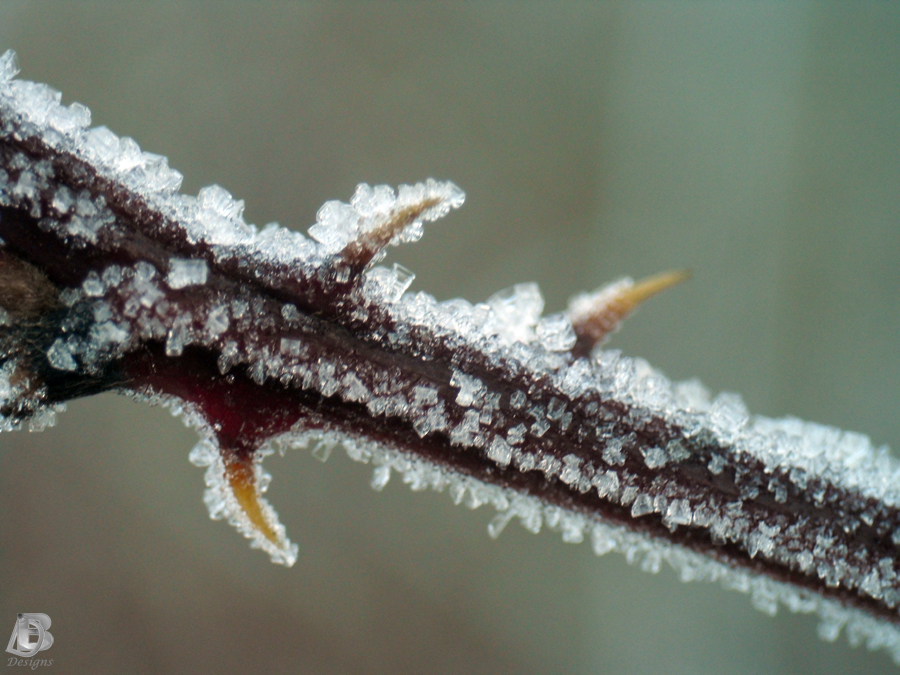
[336,180,465,279]
[568,269,690,358]
[340,197,441,271]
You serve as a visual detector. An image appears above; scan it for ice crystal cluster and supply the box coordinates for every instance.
[2,50,900,662]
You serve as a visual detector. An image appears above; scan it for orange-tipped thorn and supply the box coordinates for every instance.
[569,269,691,356]
[224,456,280,547]
[341,196,442,269]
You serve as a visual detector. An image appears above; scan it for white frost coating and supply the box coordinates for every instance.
[450,370,486,407]
[46,338,77,371]
[166,259,208,289]
[483,283,544,346]
[0,51,19,83]
[311,426,900,663]
[487,436,512,467]
[6,52,900,659]
[536,314,577,352]
[641,446,668,469]
[364,263,416,302]
[310,180,465,255]
[204,305,229,338]
[0,51,464,266]
[381,266,900,519]
[188,437,298,566]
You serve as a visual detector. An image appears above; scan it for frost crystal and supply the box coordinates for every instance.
[309,200,359,252]
[664,499,693,528]
[46,339,76,371]
[450,370,486,407]
[631,493,654,517]
[204,306,229,338]
[81,271,104,297]
[602,438,625,466]
[0,50,19,83]
[536,314,576,352]
[365,263,416,302]
[166,259,209,289]
[487,436,512,468]
[641,446,668,469]
[484,283,544,345]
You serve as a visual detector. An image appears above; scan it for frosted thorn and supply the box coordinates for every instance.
[338,181,464,278]
[568,269,690,357]
[222,452,290,561]
[339,198,439,273]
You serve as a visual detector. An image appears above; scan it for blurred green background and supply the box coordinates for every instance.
[1,3,899,673]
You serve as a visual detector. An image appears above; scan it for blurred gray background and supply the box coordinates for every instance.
[1,3,899,673]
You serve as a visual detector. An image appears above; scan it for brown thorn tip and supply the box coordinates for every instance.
[624,269,692,309]
[224,456,280,546]
[569,269,691,354]
[341,196,442,270]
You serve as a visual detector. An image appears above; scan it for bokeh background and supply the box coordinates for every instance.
[1,3,899,673]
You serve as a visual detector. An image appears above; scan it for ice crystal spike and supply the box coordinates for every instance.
[5,50,900,664]
[568,269,690,357]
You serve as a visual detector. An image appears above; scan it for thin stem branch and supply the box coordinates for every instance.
[2,50,900,662]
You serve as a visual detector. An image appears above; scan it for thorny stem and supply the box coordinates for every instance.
[3,55,900,662]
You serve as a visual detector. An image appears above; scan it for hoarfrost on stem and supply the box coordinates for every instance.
[2,49,900,665]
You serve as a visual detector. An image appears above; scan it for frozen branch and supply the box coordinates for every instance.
[3,50,900,662]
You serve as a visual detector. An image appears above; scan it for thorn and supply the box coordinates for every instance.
[619,269,691,311]
[569,269,690,357]
[334,180,465,279]
[340,197,441,273]
[224,455,280,547]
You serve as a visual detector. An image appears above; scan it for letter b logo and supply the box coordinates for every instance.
[6,613,53,657]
